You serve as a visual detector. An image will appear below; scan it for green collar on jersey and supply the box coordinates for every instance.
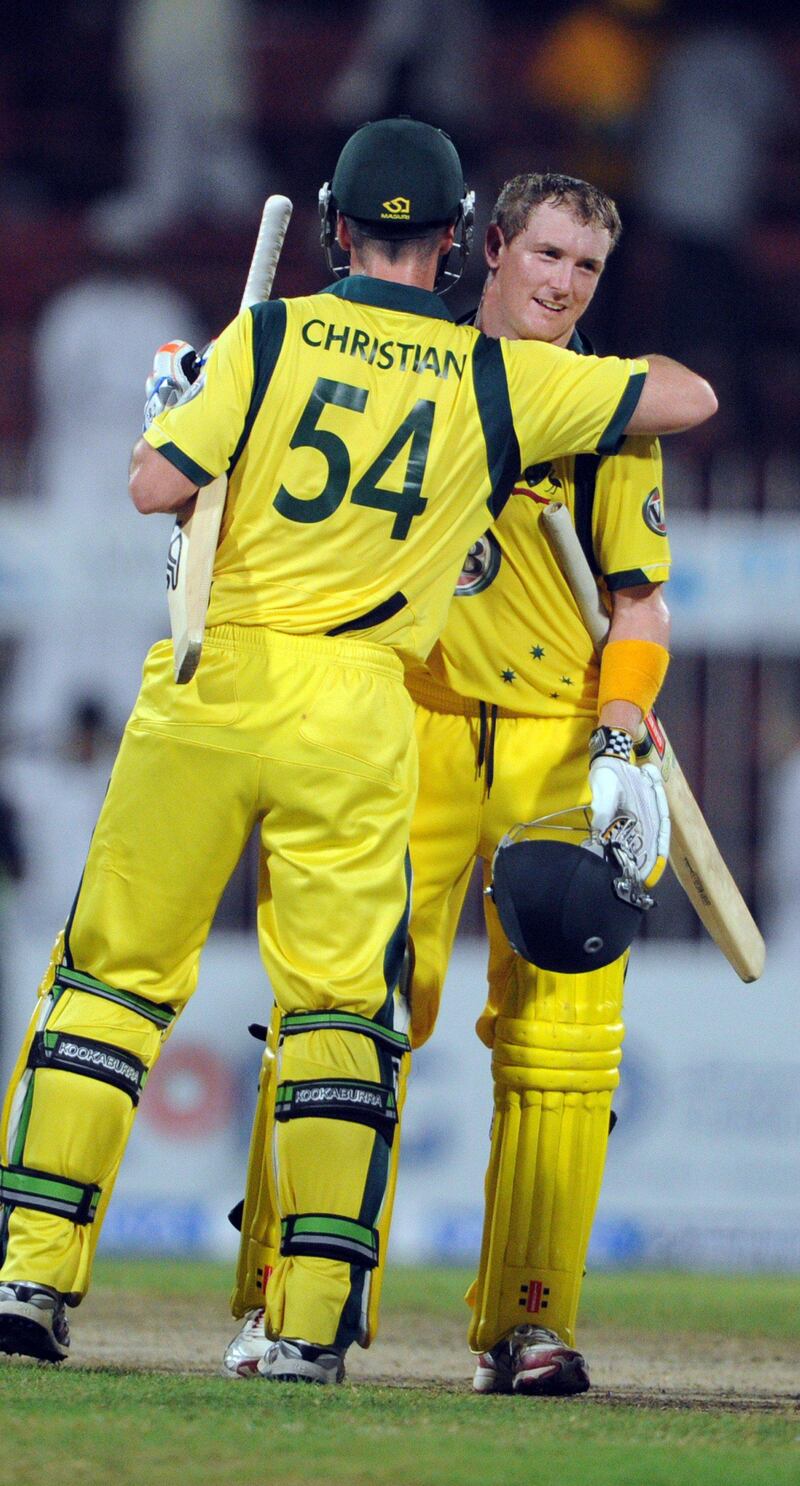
[568,327,594,355]
[320,275,456,322]
[459,313,594,354]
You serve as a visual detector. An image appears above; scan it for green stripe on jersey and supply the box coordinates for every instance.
[598,370,646,454]
[471,334,521,520]
[228,299,288,477]
[573,453,601,577]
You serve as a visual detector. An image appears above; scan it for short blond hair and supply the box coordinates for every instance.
[492,172,622,250]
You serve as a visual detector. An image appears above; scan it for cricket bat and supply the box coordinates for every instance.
[540,499,765,983]
[167,194,293,683]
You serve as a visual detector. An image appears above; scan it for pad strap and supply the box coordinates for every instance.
[280,1212,379,1269]
[0,1162,101,1224]
[28,1031,148,1106]
[275,1078,398,1144]
[54,967,176,1030]
[280,1009,410,1060]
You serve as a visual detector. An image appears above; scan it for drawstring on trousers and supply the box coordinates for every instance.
[476,702,499,795]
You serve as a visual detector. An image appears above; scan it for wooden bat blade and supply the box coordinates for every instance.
[166,195,293,684]
[666,760,765,982]
[636,710,765,980]
[540,499,766,983]
[167,475,227,683]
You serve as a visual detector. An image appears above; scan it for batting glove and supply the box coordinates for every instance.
[143,339,208,431]
[589,727,670,888]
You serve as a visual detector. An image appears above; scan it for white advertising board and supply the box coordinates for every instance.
[657,514,800,653]
[2,924,798,1272]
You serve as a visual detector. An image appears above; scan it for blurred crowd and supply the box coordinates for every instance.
[1,0,799,947]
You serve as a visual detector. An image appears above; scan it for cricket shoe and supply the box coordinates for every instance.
[257,1337,345,1385]
[472,1326,589,1396]
[472,1337,514,1394]
[511,1326,590,1395]
[0,1282,70,1363]
[221,1307,269,1378]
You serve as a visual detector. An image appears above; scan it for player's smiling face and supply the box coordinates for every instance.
[484,201,612,346]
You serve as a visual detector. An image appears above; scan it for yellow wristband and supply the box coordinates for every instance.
[598,639,669,718]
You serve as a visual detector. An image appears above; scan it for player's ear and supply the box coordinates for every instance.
[336,214,352,250]
[484,223,505,270]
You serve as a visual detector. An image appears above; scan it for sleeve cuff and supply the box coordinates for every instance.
[146,438,217,488]
[597,370,647,455]
[604,565,670,591]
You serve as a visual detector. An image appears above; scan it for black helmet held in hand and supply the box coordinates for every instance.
[489,831,654,976]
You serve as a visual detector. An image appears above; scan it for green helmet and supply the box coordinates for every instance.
[319,117,474,290]
[332,117,465,233]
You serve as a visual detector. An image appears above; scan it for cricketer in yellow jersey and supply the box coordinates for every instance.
[406,174,673,1397]
[223,172,675,1389]
[0,119,714,1380]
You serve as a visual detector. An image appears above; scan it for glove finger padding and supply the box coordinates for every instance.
[589,757,670,888]
[143,339,205,431]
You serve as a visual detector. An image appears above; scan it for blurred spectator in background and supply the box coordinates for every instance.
[0,785,25,1061]
[0,793,24,892]
[525,0,666,201]
[4,698,114,938]
[88,0,267,251]
[632,15,795,445]
[519,0,667,348]
[326,0,490,138]
[0,1,123,210]
[4,275,203,750]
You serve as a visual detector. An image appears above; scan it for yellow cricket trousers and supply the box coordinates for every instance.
[1,625,415,1349]
[406,675,625,1348]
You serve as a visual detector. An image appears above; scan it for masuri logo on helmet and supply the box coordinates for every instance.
[381,197,412,218]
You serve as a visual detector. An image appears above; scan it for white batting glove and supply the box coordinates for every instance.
[143,339,206,431]
[589,727,670,888]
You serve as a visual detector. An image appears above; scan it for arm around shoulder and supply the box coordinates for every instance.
[626,355,718,436]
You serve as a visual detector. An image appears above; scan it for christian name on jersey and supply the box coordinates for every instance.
[301,318,466,381]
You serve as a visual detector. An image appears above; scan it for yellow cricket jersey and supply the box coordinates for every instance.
[145,277,646,665]
[410,333,670,714]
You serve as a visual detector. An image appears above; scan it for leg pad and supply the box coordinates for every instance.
[1,961,170,1295]
[265,1003,410,1350]
[469,983,624,1353]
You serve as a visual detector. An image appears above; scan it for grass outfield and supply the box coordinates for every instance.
[1,1263,798,1486]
